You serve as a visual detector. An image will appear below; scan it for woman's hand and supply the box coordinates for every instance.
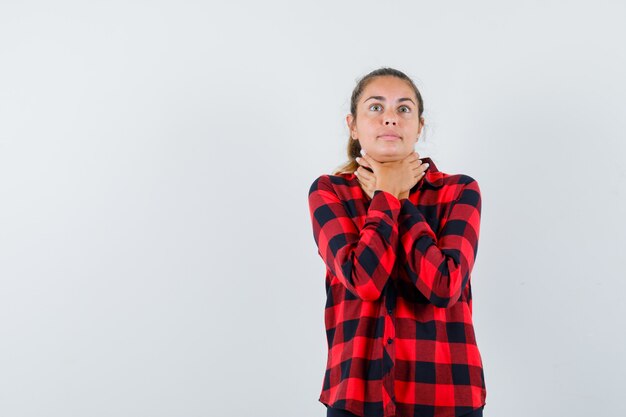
[355,150,429,200]
[354,157,376,199]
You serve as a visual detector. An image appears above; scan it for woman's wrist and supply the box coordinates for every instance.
[374,187,403,200]
[375,184,398,197]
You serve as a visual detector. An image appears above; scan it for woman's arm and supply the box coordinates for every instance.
[398,178,482,308]
[308,175,401,301]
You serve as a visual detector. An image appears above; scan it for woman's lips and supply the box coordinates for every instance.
[379,135,401,141]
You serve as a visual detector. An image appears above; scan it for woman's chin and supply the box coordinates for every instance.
[374,146,409,161]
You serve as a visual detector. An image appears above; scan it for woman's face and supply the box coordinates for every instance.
[346,76,424,162]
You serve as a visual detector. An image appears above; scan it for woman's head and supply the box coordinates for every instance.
[333,67,425,175]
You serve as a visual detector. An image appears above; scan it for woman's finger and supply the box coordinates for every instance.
[411,159,429,175]
[355,174,374,198]
[359,170,376,193]
[355,172,366,188]
[359,151,379,171]
[355,156,371,169]
[405,151,420,163]
[355,167,375,195]
[355,168,368,185]
[356,166,374,182]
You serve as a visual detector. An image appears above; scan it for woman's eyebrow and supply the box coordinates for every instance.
[364,95,415,105]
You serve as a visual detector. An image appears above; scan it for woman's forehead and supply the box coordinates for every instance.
[362,79,415,101]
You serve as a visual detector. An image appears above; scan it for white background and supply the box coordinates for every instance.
[1,1,625,416]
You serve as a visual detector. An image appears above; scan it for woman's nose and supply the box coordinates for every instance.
[383,111,397,124]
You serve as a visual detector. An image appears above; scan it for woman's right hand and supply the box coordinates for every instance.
[358,150,427,199]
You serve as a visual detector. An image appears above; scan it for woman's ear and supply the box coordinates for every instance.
[346,114,357,139]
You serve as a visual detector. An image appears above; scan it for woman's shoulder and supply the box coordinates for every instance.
[441,172,479,186]
[433,172,481,203]
[308,172,356,194]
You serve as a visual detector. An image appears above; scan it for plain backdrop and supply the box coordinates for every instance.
[1,1,625,416]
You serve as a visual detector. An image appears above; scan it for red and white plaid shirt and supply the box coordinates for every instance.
[307,157,487,417]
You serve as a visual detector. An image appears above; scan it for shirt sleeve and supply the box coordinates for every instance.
[308,175,402,301]
[398,178,482,308]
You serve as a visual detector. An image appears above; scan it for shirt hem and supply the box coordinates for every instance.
[319,397,487,417]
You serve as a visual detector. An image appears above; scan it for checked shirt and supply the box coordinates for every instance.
[307,157,487,417]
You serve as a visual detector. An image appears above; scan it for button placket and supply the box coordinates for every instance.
[381,280,397,417]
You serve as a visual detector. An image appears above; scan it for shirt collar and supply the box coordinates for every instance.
[417,156,445,189]
[342,156,444,190]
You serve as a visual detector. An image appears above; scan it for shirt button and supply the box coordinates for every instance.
[387,308,392,314]
[387,337,393,344]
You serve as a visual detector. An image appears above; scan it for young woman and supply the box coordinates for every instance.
[307,68,487,417]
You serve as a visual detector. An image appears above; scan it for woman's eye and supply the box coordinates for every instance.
[369,104,411,113]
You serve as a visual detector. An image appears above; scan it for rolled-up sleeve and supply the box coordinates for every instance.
[398,178,481,308]
[308,175,402,301]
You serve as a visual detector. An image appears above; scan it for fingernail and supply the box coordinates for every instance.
[360,149,366,156]
[356,156,361,162]
[424,163,430,168]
